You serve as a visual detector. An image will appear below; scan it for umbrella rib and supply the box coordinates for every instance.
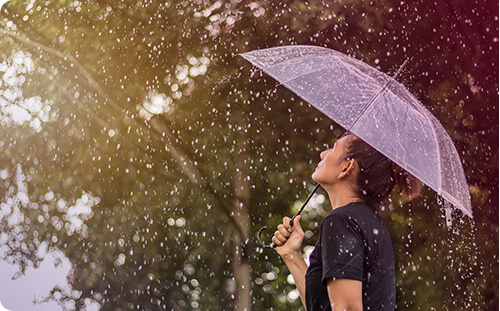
[267,54,351,85]
[348,59,409,132]
[430,111,443,193]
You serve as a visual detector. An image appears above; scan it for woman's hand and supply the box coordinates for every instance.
[272,216,304,261]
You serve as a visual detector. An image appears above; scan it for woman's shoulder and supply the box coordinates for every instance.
[322,202,390,239]
[330,202,377,217]
[324,202,384,227]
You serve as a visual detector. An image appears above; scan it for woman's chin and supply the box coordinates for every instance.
[311,172,319,183]
[311,173,329,186]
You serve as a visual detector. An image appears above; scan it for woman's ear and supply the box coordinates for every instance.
[338,159,355,179]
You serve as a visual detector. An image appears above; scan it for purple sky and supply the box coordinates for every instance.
[0,251,98,311]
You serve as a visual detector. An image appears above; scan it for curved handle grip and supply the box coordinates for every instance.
[257,217,296,249]
[257,226,276,248]
[257,184,320,250]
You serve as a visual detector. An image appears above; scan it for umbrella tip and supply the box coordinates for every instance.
[392,58,410,80]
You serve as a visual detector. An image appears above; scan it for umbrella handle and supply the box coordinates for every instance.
[257,184,320,249]
[256,218,296,249]
[257,226,276,248]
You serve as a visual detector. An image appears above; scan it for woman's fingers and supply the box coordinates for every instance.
[283,217,292,231]
[272,234,283,246]
[273,215,305,248]
[278,224,291,237]
[273,216,304,254]
[273,226,287,242]
[273,218,296,247]
[292,215,302,231]
[272,230,288,246]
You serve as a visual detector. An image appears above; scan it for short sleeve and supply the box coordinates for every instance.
[320,213,364,284]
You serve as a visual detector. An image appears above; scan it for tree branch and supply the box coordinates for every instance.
[1,8,246,241]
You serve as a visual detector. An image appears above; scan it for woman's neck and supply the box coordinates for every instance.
[324,183,364,211]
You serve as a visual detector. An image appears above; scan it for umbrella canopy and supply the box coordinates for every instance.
[241,45,472,218]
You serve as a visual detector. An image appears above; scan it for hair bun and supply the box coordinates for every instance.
[392,163,422,200]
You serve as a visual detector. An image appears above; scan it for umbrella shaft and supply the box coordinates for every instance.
[290,184,321,226]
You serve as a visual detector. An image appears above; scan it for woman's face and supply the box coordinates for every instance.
[312,134,353,185]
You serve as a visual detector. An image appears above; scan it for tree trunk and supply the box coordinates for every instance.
[233,134,252,311]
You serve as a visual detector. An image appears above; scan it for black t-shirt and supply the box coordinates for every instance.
[305,202,395,311]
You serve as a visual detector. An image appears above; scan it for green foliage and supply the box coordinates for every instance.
[0,0,497,310]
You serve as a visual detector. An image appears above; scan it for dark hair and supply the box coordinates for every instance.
[344,135,422,206]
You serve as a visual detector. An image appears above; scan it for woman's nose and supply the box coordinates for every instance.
[320,149,330,160]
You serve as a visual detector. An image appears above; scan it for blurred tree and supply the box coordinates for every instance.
[0,0,497,310]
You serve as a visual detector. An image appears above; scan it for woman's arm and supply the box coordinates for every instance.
[326,278,363,311]
[272,216,308,309]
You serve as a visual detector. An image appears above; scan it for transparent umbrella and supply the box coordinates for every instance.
[241,45,472,234]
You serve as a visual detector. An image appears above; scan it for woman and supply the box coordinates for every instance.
[272,133,421,311]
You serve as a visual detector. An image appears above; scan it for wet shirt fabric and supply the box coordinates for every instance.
[305,202,395,311]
